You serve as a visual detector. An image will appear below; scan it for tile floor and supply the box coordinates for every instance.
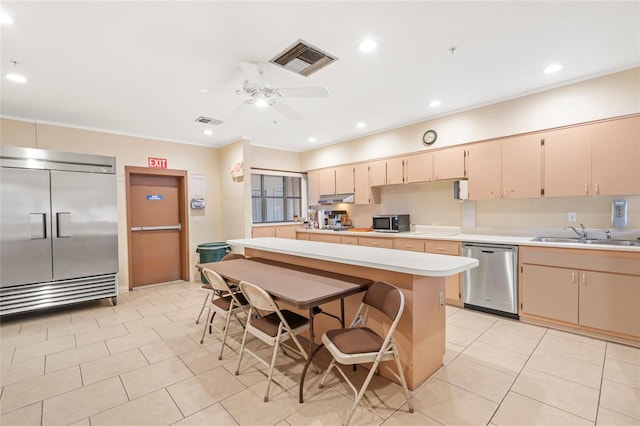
[1,281,639,426]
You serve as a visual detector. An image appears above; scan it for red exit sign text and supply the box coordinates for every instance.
[148,157,168,168]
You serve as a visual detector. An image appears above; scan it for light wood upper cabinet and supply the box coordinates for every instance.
[543,126,591,197]
[386,157,405,185]
[354,163,379,204]
[502,134,542,198]
[590,116,640,195]
[369,160,387,186]
[433,146,466,180]
[467,135,541,200]
[307,170,319,206]
[405,152,433,183]
[335,165,355,194]
[318,168,336,195]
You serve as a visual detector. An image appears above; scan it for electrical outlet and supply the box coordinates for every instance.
[568,212,577,223]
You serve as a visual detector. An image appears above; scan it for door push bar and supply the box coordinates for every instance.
[130,224,182,232]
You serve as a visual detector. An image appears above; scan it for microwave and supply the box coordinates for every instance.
[372,214,410,233]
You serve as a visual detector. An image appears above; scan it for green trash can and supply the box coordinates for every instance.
[197,242,231,283]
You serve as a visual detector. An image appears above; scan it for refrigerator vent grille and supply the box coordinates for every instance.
[0,274,118,316]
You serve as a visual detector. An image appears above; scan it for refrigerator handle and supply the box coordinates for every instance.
[30,213,47,239]
[56,212,72,238]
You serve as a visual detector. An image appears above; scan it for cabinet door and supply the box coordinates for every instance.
[358,237,393,249]
[354,163,379,204]
[405,152,433,183]
[274,226,297,239]
[445,275,461,303]
[433,146,465,180]
[544,126,591,197]
[335,165,354,194]
[318,168,336,195]
[252,226,274,238]
[369,160,387,186]
[521,265,578,324]
[501,134,542,199]
[579,271,640,337]
[307,171,320,207]
[386,157,405,185]
[466,141,502,200]
[591,116,640,196]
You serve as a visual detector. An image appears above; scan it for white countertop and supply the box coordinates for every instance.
[295,229,640,253]
[227,237,479,277]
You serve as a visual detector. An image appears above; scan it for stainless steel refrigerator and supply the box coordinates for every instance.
[1,146,119,315]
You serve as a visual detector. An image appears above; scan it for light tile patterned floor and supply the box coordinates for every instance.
[1,282,639,426]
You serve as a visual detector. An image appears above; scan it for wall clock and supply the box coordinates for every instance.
[422,130,437,146]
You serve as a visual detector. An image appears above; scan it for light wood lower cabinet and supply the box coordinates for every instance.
[252,225,299,239]
[393,238,425,252]
[341,235,358,245]
[520,247,640,339]
[308,233,341,243]
[358,236,394,249]
[424,240,461,304]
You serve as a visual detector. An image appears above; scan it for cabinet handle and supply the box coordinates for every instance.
[595,183,600,194]
[373,242,379,245]
[436,247,446,252]
[406,244,413,248]
[495,188,499,198]
[582,273,587,285]
[584,184,589,194]
[571,272,576,283]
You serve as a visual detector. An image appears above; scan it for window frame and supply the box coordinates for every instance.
[251,170,305,224]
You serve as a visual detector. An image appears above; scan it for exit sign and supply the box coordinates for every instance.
[148,157,167,168]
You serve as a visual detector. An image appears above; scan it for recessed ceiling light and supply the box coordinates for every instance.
[543,63,563,74]
[308,137,317,143]
[358,39,377,53]
[199,88,209,93]
[202,129,213,136]
[6,73,26,83]
[0,11,15,25]
[356,122,366,129]
[429,100,442,108]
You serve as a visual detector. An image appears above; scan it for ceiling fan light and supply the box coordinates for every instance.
[255,98,268,108]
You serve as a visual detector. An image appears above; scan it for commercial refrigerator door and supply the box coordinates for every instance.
[0,168,53,286]
[51,170,118,280]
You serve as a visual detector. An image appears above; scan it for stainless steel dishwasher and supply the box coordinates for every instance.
[461,243,519,319]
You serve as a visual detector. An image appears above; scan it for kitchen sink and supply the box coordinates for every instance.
[532,236,639,246]
[580,239,639,246]
[532,236,581,243]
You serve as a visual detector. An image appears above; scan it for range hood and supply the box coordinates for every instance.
[318,193,354,205]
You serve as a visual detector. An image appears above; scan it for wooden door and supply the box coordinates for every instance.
[521,264,578,323]
[591,116,640,195]
[405,152,433,183]
[543,126,591,197]
[466,141,502,200]
[126,168,189,289]
[502,134,542,199]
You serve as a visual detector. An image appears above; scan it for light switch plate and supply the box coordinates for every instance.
[568,212,577,223]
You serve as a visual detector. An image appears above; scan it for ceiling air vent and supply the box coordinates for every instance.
[195,116,223,125]
[270,40,337,77]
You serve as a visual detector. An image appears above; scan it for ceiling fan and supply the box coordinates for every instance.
[217,62,329,122]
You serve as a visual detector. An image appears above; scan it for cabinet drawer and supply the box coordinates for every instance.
[296,233,310,240]
[341,236,358,245]
[309,234,341,244]
[393,238,425,252]
[424,240,459,255]
[358,237,394,249]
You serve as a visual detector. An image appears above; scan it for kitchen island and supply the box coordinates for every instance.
[226,237,478,390]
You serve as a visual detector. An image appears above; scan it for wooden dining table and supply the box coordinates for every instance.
[196,257,373,400]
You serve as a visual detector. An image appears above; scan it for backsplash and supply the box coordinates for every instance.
[340,181,639,233]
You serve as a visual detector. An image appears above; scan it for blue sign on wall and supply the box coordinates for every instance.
[147,195,163,201]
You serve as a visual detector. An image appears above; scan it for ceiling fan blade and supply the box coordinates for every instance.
[277,87,329,98]
[270,100,303,121]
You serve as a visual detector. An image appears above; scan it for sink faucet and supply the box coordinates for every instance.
[565,223,588,238]
[604,230,612,240]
